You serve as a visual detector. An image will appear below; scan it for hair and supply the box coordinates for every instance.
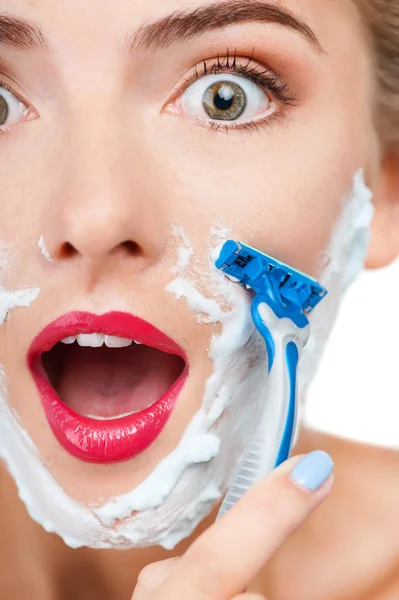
[356,0,399,150]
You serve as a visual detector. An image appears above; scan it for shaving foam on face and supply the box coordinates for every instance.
[293,169,374,443]
[170,226,194,274]
[38,236,53,263]
[0,169,374,551]
[299,169,374,392]
[0,287,40,325]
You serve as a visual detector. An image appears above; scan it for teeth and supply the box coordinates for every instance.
[104,335,133,348]
[84,411,138,420]
[60,333,136,348]
[61,336,77,344]
[77,333,105,347]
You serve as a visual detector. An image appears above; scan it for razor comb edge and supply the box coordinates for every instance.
[215,240,327,315]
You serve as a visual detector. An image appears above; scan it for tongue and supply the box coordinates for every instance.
[57,344,183,419]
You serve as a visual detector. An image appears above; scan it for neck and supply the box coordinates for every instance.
[257,426,399,600]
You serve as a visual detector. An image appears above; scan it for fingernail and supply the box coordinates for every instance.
[289,450,334,492]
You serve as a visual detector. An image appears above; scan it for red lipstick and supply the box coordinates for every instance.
[27,312,188,463]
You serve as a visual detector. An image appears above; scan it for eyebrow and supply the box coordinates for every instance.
[0,1,325,57]
[0,13,51,53]
[130,1,325,54]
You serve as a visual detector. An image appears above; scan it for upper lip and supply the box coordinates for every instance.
[27,311,187,365]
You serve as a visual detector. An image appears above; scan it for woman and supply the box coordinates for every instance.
[0,0,398,598]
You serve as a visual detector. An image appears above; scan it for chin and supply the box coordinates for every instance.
[0,266,271,550]
[0,313,268,549]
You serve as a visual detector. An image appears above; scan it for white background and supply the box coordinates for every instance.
[304,256,399,448]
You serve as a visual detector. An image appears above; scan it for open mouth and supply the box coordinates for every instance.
[28,312,188,463]
[42,334,185,420]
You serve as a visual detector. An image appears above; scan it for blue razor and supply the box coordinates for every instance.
[215,240,327,516]
[216,240,326,373]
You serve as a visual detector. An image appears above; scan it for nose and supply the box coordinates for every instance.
[44,116,168,275]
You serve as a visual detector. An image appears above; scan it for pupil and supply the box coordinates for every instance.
[214,84,234,111]
[214,93,233,111]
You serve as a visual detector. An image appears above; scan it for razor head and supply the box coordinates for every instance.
[215,240,327,314]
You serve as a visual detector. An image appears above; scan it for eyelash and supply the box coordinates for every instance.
[180,48,299,134]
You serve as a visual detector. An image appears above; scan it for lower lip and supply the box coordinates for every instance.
[28,312,188,464]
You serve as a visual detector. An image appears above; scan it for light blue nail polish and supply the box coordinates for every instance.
[290,450,334,492]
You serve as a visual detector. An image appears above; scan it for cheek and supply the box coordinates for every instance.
[0,112,60,288]
[237,168,351,276]
[160,143,361,278]
[154,68,370,277]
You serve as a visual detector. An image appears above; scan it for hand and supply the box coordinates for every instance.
[132,450,334,599]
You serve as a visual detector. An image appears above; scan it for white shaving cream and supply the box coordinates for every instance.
[294,170,374,443]
[171,226,194,274]
[298,170,374,394]
[38,236,53,263]
[0,169,373,550]
[0,287,40,325]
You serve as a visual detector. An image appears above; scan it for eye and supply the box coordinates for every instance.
[0,82,30,133]
[179,72,273,125]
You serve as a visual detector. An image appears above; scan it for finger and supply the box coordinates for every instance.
[150,451,334,600]
[133,558,180,600]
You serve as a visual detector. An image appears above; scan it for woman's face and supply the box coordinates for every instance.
[0,0,379,546]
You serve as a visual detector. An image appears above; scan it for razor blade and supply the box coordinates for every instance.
[215,240,327,315]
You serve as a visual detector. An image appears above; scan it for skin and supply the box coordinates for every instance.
[0,0,399,598]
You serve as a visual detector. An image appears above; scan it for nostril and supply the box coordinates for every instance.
[57,240,140,259]
[60,242,79,259]
[121,240,141,256]
[53,240,142,261]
